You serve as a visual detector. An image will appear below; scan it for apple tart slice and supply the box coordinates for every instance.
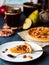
[10,43,33,53]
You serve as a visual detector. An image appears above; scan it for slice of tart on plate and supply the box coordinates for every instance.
[10,43,33,54]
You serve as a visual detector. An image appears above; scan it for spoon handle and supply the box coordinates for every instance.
[34,50,49,52]
[34,50,43,52]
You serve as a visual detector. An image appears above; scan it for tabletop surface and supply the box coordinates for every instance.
[0,15,49,65]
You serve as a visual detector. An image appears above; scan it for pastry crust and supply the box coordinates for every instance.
[10,43,33,53]
[0,29,13,37]
[27,27,49,42]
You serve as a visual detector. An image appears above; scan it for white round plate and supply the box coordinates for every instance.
[0,41,43,62]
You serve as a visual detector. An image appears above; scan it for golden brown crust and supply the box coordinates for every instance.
[0,29,13,36]
[27,27,49,42]
[10,43,33,53]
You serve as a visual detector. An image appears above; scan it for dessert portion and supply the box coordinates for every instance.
[0,29,13,37]
[27,27,49,42]
[10,43,33,53]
